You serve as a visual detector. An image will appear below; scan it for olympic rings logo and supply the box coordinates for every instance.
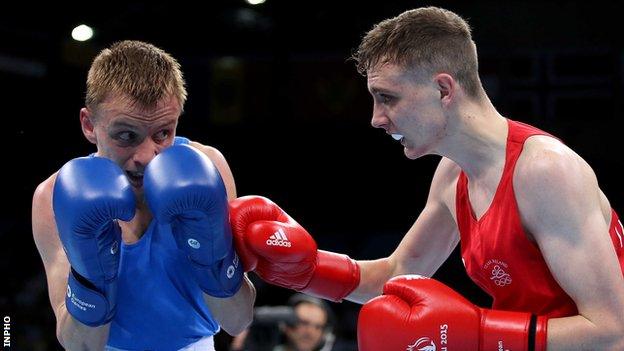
[490,265,512,287]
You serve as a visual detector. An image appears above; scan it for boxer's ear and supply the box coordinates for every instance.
[80,108,97,144]
[434,73,455,107]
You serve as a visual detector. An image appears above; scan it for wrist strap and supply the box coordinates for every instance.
[480,309,532,350]
[303,250,360,302]
[534,316,549,351]
[66,270,115,327]
[528,315,537,351]
[481,310,548,351]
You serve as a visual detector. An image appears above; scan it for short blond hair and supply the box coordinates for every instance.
[86,40,187,110]
[353,7,483,98]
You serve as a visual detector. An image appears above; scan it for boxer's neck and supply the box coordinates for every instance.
[119,202,153,244]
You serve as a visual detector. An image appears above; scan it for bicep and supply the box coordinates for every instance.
[391,200,459,277]
[391,157,460,277]
[518,153,624,319]
[32,180,71,321]
[534,209,624,316]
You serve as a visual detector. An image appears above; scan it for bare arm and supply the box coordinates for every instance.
[191,142,237,199]
[32,176,110,350]
[516,139,624,350]
[191,141,256,334]
[203,276,256,335]
[347,157,460,304]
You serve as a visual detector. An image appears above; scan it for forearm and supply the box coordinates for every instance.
[56,303,110,351]
[203,274,256,335]
[346,258,394,304]
[546,315,624,350]
[347,242,451,305]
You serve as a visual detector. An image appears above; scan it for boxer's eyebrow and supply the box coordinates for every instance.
[154,120,176,130]
[369,87,395,95]
[109,120,140,130]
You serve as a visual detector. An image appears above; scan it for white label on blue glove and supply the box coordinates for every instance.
[188,238,201,249]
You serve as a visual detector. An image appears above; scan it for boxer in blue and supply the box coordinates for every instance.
[31,40,256,350]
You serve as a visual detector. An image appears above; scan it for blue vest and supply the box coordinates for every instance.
[106,137,220,350]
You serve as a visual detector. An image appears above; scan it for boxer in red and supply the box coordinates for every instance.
[230,6,624,351]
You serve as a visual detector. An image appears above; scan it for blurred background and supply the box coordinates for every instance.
[2,0,624,349]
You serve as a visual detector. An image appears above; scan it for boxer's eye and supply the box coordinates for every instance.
[380,94,393,104]
[115,131,137,142]
[375,93,395,105]
[153,129,171,142]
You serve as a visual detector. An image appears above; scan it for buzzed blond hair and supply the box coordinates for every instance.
[353,7,483,98]
[86,40,187,111]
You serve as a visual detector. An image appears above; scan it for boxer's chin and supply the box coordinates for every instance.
[403,144,425,160]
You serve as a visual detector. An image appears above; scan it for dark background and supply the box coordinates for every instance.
[2,0,624,349]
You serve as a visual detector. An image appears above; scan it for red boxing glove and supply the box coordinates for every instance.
[229,196,360,302]
[358,275,548,351]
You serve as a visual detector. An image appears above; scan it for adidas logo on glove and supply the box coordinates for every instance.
[266,229,292,247]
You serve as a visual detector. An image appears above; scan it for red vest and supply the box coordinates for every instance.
[455,119,624,318]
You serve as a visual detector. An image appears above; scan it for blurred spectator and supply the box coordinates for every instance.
[275,294,332,351]
[228,293,355,351]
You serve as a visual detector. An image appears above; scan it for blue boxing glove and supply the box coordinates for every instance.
[144,144,243,297]
[53,157,135,326]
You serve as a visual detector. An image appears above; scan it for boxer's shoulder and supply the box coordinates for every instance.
[188,141,226,162]
[430,157,461,207]
[32,172,61,259]
[515,136,591,194]
[187,141,236,199]
[433,157,462,182]
[33,172,57,218]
